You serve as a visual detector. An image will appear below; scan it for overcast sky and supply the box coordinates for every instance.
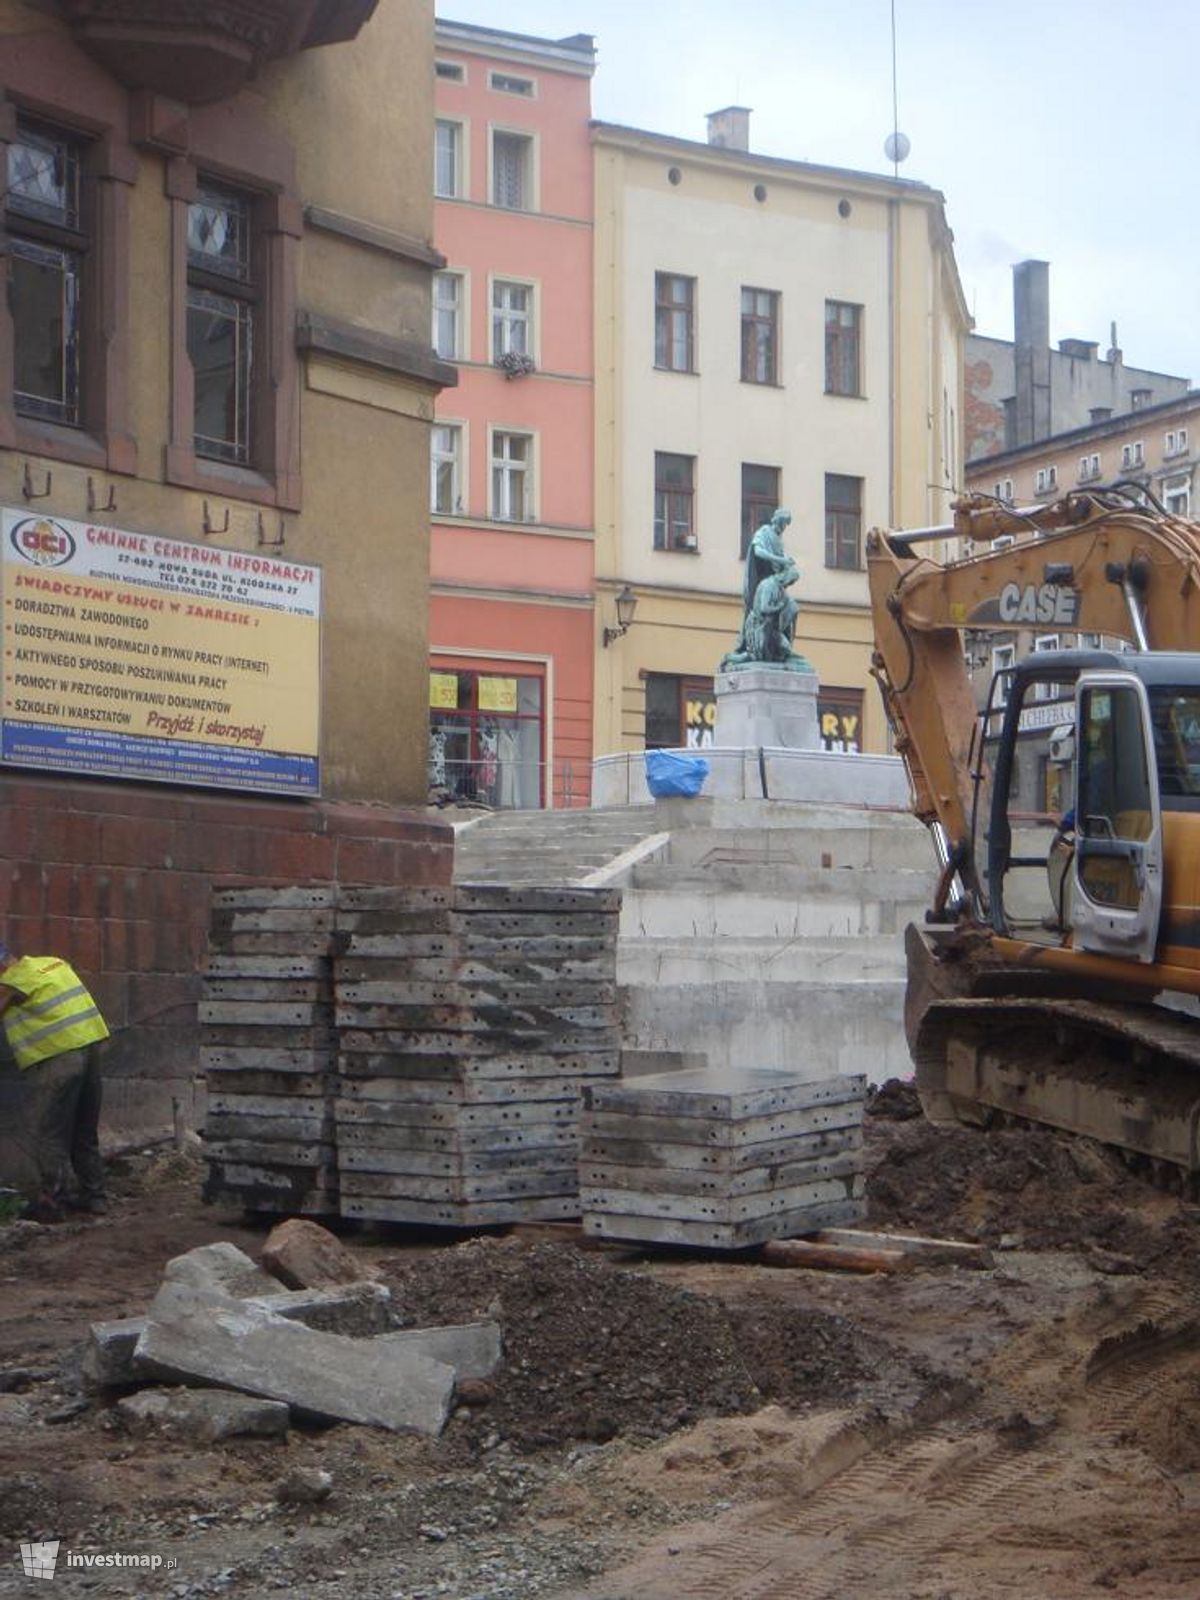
[436,0,1200,385]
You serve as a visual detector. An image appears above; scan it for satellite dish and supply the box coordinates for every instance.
[884,131,911,164]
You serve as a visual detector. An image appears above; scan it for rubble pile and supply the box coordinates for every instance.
[80,1225,501,1441]
[201,887,339,1216]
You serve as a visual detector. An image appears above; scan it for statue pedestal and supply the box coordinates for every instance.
[715,665,821,750]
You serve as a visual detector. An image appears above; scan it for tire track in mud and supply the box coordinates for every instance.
[575,1288,1200,1600]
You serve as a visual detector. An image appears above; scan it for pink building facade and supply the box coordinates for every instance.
[430,22,596,808]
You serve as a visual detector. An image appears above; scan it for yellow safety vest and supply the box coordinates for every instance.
[0,956,110,1071]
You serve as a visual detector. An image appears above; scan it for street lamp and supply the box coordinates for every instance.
[602,584,638,647]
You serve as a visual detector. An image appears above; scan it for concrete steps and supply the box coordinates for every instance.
[448,798,938,1082]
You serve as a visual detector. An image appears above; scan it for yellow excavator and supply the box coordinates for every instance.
[868,485,1200,1193]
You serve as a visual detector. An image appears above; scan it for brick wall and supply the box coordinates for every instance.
[0,773,454,1150]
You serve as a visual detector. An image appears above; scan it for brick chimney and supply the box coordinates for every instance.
[1012,260,1051,448]
[706,106,751,151]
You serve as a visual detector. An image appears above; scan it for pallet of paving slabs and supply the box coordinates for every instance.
[330,884,620,1224]
[579,1069,868,1249]
[332,1069,591,1224]
[201,887,338,1214]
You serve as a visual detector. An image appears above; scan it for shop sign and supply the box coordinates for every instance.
[1,509,321,795]
[429,671,458,709]
[684,691,715,749]
[478,676,518,713]
[819,703,862,753]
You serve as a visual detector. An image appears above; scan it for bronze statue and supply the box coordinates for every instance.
[721,509,812,671]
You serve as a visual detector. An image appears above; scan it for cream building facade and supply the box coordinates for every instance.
[592,115,970,758]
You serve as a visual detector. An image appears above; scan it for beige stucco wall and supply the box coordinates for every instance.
[0,0,441,805]
[593,132,968,757]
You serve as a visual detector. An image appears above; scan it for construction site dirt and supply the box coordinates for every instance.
[2,1085,1198,1600]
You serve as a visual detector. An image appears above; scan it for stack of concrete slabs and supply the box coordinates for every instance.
[580,1066,867,1249]
[200,887,338,1216]
[332,884,621,1225]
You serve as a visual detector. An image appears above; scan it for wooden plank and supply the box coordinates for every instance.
[337,1076,583,1108]
[203,1113,333,1142]
[452,885,621,914]
[333,1095,578,1131]
[201,979,329,1003]
[340,1194,580,1226]
[206,933,331,956]
[202,1138,334,1166]
[337,1029,618,1057]
[338,1169,577,1203]
[204,955,329,979]
[199,1001,334,1026]
[759,1239,906,1274]
[214,909,336,933]
[201,1025,336,1049]
[580,1198,867,1251]
[581,1102,865,1148]
[579,1173,866,1225]
[337,1143,573,1178]
[334,980,617,1007]
[578,1126,862,1174]
[205,1092,328,1118]
[336,1119,579,1155]
[201,1046,334,1073]
[814,1228,994,1269]
[585,1070,865,1121]
[578,1150,863,1199]
[198,1069,333,1097]
[337,1050,619,1081]
[211,886,338,910]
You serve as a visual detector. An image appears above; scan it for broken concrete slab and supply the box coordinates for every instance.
[375,1321,501,1381]
[82,1282,396,1391]
[163,1242,287,1299]
[116,1386,289,1442]
[261,1218,381,1291]
[133,1282,455,1434]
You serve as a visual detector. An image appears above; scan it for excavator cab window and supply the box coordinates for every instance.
[1070,674,1163,963]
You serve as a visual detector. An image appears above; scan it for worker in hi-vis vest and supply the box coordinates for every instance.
[0,943,110,1219]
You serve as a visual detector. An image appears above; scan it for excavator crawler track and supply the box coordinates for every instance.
[912,994,1200,1196]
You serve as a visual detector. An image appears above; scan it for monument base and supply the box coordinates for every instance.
[715,665,820,750]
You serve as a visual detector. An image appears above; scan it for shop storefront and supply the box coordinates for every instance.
[644,673,864,754]
[428,662,545,809]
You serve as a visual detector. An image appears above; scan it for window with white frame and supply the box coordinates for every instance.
[1078,632,1102,650]
[491,429,533,520]
[992,642,1016,706]
[435,60,464,82]
[1033,633,1059,701]
[1162,473,1191,517]
[1165,428,1189,458]
[993,534,1016,550]
[1121,440,1145,469]
[1078,453,1100,482]
[432,272,464,361]
[435,120,463,198]
[993,478,1014,501]
[431,422,463,514]
[490,71,534,96]
[1035,465,1058,494]
[492,280,532,360]
[492,130,533,210]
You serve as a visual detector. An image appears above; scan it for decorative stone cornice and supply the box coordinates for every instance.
[59,0,379,104]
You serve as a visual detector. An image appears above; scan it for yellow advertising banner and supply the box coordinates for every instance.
[478,676,518,713]
[429,672,458,710]
[1,509,322,794]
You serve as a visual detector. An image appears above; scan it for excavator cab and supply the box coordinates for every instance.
[981,650,1181,965]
